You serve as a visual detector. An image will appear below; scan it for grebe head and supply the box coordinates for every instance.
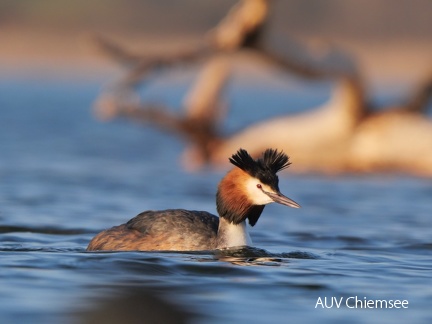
[216,148,300,226]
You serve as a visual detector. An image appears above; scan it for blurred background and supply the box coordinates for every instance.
[1,0,431,86]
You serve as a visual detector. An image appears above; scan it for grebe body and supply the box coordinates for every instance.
[87,148,300,251]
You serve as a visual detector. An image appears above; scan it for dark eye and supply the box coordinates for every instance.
[256,184,262,189]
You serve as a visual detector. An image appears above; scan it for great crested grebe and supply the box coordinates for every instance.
[87,148,300,251]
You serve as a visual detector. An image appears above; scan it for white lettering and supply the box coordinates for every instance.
[319,296,409,309]
[333,297,343,308]
[375,300,388,308]
[315,297,344,308]
[346,296,355,308]
[315,297,324,308]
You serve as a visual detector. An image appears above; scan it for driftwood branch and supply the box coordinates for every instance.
[92,0,363,147]
[91,34,210,88]
[94,53,230,161]
[92,0,269,88]
[91,0,432,176]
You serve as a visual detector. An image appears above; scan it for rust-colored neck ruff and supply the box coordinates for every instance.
[216,168,265,226]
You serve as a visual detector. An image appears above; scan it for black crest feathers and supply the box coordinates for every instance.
[260,148,291,173]
[229,148,257,174]
[229,148,291,176]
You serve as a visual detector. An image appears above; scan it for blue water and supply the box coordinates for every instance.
[1,77,431,323]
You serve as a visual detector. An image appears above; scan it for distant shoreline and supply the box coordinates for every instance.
[1,26,431,88]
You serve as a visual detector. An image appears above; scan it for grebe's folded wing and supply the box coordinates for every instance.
[126,209,219,236]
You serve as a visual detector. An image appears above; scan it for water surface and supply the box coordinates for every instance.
[1,78,431,323]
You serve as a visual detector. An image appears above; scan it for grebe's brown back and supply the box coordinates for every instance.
[87,148,300,251]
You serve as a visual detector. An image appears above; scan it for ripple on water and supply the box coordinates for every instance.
[2,78,432,324]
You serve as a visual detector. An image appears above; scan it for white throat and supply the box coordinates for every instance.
[217,218,252,249]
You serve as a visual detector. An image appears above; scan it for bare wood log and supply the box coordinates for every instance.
[92,0,364,123]
[91,34,211,88]
[183,54,230,124]
[89,1,432,176]
[94,54,231,163]
[96,98,221,144]
[207,77,364,171]
[92,0,271,156]
[208,0,269,50]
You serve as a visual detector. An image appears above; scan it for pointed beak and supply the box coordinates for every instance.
[264,191,301,208]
